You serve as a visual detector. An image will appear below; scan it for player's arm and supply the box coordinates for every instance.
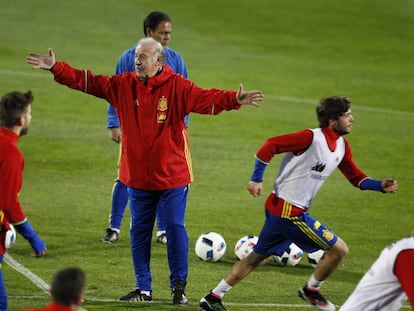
[394,249,414,309]
[247,130,313,198]
[1,155,47,257]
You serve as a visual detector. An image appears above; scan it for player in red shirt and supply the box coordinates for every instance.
[26,38,263,304]
[0,91,47,311]
[22,267,85,311]
[200,96,397,311]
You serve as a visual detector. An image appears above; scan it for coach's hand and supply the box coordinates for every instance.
[236,84,264,107]
[26,48,56,70]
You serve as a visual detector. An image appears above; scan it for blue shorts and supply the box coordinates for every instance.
[254,209,338,256]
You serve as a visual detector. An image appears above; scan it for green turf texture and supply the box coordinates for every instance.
[1,0,413,310]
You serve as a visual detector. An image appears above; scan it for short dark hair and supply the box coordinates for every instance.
[316,96,351,127]
[0,91,33,128]
[50,267,85,306]
[143,11,172,36]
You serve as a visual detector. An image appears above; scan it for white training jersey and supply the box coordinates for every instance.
[339,236,414,311]
[274,128,345,209]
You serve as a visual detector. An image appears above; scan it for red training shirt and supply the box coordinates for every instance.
[256,127,368,187]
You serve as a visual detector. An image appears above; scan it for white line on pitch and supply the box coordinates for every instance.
[4,254,88,311]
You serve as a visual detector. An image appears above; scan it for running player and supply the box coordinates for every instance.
[200,96,398,311]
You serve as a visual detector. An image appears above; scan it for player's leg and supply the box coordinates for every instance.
[102,146,128,243]
[200,209,283,311]
[0,255,7,311]
[313,238,348,282]
[291,212,344,311]
[119,187,157,302]
[102,178,129,243]
[159,185,189,304]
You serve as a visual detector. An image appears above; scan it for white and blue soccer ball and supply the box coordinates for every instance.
[307,249,325,268]
[5,224,16,249]
[195,232,226,262]
[273,242,303,267]
[234,235,258,260]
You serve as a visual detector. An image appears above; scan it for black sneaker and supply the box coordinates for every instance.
[172,280,188,305]
[298,285,335,311]
[102,228,119,243]
[119,289,152,302]
[156,232,167,244]
[199,292,228,311]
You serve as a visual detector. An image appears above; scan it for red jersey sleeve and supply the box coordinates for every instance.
[172,75,240,115]
[337,138,368,187]
[0,145,26,223]
[394,249,414,309]
[52,62,114,102]
[256,129,313,163]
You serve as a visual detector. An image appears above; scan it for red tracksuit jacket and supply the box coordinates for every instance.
[51,62,241,190]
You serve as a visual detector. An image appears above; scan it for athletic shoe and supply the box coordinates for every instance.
[199,292,228,311]
[156,232,167,244]
[298,285,335,311]
[119,289,152,302]
[172,280,188,304]
[102,228,118,243]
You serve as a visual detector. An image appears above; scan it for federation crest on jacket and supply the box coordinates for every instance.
[157,96,168,123]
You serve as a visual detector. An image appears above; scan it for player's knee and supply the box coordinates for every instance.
[332,238,349,259]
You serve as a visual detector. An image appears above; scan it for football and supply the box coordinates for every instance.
[5,224,16,249]
[307,249,325,268]
[195,232,226,262]
[234,235,258,260]
[273,242,303,267]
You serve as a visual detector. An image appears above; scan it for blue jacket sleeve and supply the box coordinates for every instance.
[106,48,135,128]
[107,104,119,128]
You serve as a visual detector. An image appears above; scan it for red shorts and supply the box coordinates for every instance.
[265,193,305,218]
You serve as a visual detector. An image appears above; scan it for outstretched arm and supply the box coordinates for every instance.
[236,83,264,107]
[26,49,114,102]
[26,48,56,70]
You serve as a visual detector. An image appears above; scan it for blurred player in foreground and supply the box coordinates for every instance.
[0,91,47,311]
[200,96,397,311]
[26,39,263,304]
[103,11,189,244]
[339,233,414,311]
[22,267,85,311]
